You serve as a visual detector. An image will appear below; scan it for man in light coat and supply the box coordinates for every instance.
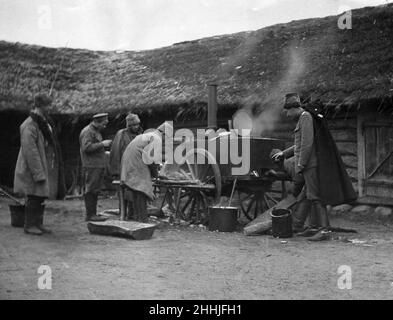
[14,93,61,235]
[79,113,112,222]
[120,122,172,222]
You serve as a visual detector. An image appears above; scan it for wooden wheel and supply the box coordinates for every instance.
[238,189,282,221]
[160,148,222,223]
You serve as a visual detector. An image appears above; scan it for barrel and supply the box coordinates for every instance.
[270,208,292,238]
[9,204,25,228]
[208,206,238,232]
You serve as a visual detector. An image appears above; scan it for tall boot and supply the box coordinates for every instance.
[308,205,319,228]
[36,203,52,234]
[292,199,311,233]
[84,193,107,222]
[24,199,43,236]
[133,191,148,223]
[296,202,320,237]
[307,201,331,241]
[316,201,330,229]
[126,201,135,220]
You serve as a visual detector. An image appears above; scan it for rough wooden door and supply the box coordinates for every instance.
[363,121,393,198]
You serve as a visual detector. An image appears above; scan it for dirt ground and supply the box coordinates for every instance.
[1,197,393,300]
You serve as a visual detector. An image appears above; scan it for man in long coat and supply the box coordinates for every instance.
[109,113,142,178]
[273,93,356,241]
[120,122,171,222]
[80,113,112,221]
[14,93,65,235]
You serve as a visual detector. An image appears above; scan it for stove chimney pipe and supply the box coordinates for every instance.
[207,83,218,129]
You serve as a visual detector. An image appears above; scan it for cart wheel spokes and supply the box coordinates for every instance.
[159,148,222,223]
[239,191,277,222]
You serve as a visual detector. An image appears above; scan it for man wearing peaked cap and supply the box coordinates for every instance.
[79,113,112,222]
[92,113,108,120]
[283,92,301,109]
[272,93,356,241]
[273,93,321,238]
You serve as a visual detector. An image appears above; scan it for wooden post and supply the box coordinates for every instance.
[119,182,126,221]
[357,112,366,198]
[207,84,218,129]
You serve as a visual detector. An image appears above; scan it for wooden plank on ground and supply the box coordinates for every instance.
[87,220,156,240]
[243,194,297,236]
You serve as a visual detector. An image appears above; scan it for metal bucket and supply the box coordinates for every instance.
[270,208,293,238]
[9,204,45,228]
[208,206,238,232]
[9,204,25,228]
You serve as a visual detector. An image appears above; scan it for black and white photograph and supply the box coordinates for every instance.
[0,0,393,304]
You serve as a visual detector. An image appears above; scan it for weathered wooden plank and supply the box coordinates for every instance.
[365,126,377,175]
[356,195,393,207]
[326,118,357,130]
[326,111,358,121]
[341,155,358,169]
[346,168,358,180]
[357,113,366,198]
[330,129,357,142]
[87,220,156,240]
[362,117,393,198]
[365,185,393,198]
[336,142,357,156]
[378,126,391,177]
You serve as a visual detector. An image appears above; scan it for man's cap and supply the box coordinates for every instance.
[34,93,52,108]
[92,113,109,120]
[283,92,301,109]
[126,113,140,125]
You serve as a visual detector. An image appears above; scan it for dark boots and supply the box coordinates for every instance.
[36,203,52,234]
[307,201,331,241]
[292,199,311,233]
[24,197,43,236]
[84,192,107,222]
[296,205,320,237]
[133,191,148,223]
[315,201,330,229]
[126,201,135,220]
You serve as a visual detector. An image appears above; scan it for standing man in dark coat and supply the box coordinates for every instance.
[14,93,65,235]
[80,113,112,222]
[109,113,142,220]
[273,93,356,241]
[109,113,142,179]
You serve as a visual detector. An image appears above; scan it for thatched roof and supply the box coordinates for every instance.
[1,4,393,116]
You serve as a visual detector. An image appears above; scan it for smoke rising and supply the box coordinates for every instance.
[237,43,308,136]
